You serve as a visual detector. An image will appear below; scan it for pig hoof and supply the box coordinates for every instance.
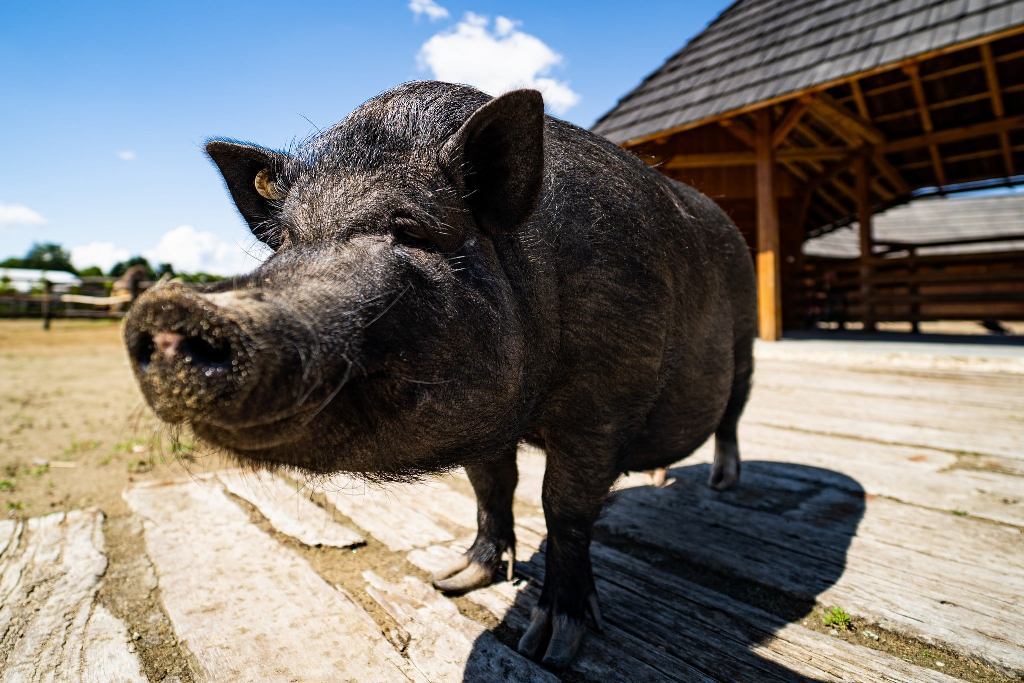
[431,555,495,593]
[518,607,588,672]
[517,594,600,670]
[708,444,740,491]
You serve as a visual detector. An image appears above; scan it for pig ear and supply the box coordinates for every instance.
[441,90,545,234]
[205,139,289,249]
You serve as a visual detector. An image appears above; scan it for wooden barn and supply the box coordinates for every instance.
[592,0,1024,340]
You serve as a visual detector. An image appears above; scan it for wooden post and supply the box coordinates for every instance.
[855,154,876,333]
[755,109,782,341]
[41,280,52,331]
[907,246,920,334]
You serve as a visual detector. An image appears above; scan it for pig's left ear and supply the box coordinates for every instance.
[205,140,290,249]
[441,90,545,234]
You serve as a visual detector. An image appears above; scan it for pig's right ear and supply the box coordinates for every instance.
[440,90,545,235]
[205,140,289,249]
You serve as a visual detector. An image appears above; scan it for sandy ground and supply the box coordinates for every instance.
[0,319,222,519]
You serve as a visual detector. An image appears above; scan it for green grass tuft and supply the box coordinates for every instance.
[823,606,852,630]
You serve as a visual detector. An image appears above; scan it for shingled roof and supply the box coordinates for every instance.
[593,0,1024,144]
[803,192,1024,257]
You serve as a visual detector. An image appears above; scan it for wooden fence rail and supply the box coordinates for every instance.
[800,238,1024,330]
[0,277,153,329]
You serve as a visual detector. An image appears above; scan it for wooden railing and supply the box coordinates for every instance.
[799,236,1024,330]
[0,276,154,329]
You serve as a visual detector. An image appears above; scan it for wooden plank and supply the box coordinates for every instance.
[754,341,1024,377]
[410,525,957,682]
[0,510,146,682]
[587,543,960,683]
[363,571,557,683]
[218,469,364,548]
[409,543,716,682]
[316,475,455,551]
[597,475,1024,671]
[732,424,1024,527]
[756,109,782,341]
[124,479,417,681]
[753,360,1024,412]
[745,389,1024,460]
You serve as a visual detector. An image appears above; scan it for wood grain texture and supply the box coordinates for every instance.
[124,478,417,682]
[218,469,364,548]
[0,510,145,682]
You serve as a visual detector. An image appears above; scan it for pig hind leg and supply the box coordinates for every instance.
[433,447,517,593]
[708,362,752,491]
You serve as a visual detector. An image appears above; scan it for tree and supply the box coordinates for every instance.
[155,262,175,278]
[108,256,155,279]
[77,266,105,277]
[0,242,76,273]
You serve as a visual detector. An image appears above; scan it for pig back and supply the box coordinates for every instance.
[522,119,756,444]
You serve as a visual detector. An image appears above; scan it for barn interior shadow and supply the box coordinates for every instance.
[462,460,866,682]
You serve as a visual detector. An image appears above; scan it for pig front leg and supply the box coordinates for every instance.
[517,445,616,670]
[433,447,518,592]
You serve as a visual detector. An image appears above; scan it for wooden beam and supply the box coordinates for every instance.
[855,155,876,332]
[772,98,810,147]
[719,118,756,147]
[881,113,1024,153]
[981,42,1015,177]
[664,147,849,169]
[755,109,782,341]
[850,80,870,119]
[873,152,910,195]
[808,93,885,146]
[904,63,947,187]
[792,123,890,202]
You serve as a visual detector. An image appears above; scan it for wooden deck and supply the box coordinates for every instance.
[2,342,1022,681]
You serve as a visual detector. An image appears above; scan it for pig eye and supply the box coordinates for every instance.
[254,168,285,201]
[392,217,431,244]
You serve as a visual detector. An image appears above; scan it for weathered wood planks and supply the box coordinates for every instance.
[363,571,557,682]
[124,478,418,682]
[0,510,145,682]
[218,469,364,548]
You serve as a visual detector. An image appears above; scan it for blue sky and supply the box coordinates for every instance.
[0,0,727,274]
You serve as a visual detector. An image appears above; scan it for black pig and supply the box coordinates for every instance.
[124,81,756,670]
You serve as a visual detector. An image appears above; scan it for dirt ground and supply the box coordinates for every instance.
[0,319,224,519]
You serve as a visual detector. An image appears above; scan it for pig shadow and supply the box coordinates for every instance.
[462,460,866,682]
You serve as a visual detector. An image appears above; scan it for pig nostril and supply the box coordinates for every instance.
[180,336,233,370]
[132,333,155,370]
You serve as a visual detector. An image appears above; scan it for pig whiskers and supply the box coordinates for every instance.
[301,356,354,425]
[364,283,412,329]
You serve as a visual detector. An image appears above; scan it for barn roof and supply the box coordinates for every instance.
[803,192,1024,257]
[593,0,1024,144]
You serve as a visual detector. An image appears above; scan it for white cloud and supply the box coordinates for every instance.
[0,202,46,228]
[409,0,448,21]
[144,225,270,276]
[70,242,131,272]
[116,149,137,161]
[417,13,580,115]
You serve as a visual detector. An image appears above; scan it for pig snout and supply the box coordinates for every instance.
[124,284,255,423]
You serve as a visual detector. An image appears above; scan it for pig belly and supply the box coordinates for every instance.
[620,360,732,473]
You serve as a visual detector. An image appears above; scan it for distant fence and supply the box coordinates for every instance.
[800,234,1024,331]
[0,275,155,329]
